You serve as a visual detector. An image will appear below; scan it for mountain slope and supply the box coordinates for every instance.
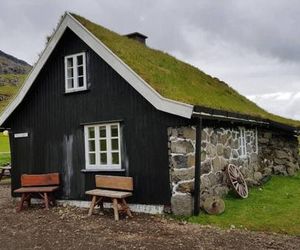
[0,51,31,113]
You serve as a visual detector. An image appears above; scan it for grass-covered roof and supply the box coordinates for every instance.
[72,13,300,128]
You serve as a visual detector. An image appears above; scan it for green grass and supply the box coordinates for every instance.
[0,134,10,166]
[0,74,26,113]
[188,173,300,235]
[72,13,300,128]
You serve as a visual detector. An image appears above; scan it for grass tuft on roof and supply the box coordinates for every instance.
[72,13,300,128]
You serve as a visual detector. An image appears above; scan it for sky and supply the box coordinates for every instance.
[1,0,299,120]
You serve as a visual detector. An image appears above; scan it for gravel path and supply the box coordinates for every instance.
[0,185,299,250]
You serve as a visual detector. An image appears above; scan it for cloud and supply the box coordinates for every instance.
[248,92,300,120]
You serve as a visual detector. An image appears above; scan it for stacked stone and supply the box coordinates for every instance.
[168,127,195,216]
[168,126,259,215]
[258,130,299,176]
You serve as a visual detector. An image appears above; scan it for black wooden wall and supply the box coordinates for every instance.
[5,28,190,204]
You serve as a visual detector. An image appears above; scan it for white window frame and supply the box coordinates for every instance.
[84,123,121,170]
[64,52,87,93]
[239,127,247,157]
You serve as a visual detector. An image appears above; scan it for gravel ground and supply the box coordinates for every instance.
[0,185,299,250]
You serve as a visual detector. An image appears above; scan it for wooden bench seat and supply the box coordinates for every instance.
[85,189,132,199]
[14,186,59,193]
[86,175,133,221]
[14,173,60,212]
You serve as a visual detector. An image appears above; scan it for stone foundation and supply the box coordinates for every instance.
[168,126,299,215]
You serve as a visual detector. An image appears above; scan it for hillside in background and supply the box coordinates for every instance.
[0,50,31,113]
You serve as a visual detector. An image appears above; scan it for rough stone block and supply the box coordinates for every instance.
[253,171,263,181]
[172,155,188,169]
[287,167,295,176]
[217,144,224,156]
[201,175,211,188]
[171,140,194,154]
[176,180,194,193]
[212,185,229,197]
[273,165,287,175]
[171,194,193,216]
[171,167,195,182]
[223,147,231,159]
[201,160,212,175]
[182,127,196,140]
[258,137,269,144]
[206,144,217,157]
[275,150,289,159]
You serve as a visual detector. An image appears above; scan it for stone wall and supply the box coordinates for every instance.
[258,129,299,176]
[168,126,299,216]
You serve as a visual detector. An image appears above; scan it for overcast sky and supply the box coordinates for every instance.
[1,0,299,120]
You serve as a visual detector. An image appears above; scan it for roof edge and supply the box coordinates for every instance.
[193,105,300,133]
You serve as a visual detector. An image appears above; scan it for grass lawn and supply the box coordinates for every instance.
[188,173,300,235]
[0,134,10,166]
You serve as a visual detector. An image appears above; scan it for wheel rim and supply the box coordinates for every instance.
[227,164,248,198]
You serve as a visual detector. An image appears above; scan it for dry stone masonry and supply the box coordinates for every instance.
[168,126,299,215]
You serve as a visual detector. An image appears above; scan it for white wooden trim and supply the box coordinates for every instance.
[0,12,193,126]
[64,52,87,93]
[84,123,121,169]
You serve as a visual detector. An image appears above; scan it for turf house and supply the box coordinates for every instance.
[0,12,299,215]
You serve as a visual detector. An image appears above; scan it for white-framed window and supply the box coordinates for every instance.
[84,123,121,169]
[239,127,247,156]
[64,52,87,93]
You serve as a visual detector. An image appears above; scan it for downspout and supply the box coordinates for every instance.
[194,117,202,215]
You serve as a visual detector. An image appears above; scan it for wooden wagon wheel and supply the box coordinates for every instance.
[227,164,248,198]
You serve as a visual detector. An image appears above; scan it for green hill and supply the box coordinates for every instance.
[0,74,27,113]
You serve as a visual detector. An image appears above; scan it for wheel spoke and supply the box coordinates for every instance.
[227,164,248,199]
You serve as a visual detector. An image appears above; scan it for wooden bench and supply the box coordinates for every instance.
[86,175,133,221]
[14,173,60,212]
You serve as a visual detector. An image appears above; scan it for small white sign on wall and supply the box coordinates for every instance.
[14,132,29,138]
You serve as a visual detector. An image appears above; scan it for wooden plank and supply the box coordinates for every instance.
[14,186,59,193]
[21,173,60,187]
[85,189,132,198]
[95,175,133,191]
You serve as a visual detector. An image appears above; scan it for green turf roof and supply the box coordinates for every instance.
[72,13,300,129]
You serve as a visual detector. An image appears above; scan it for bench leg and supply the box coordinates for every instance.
[112,198,119,221]
[17,193,26,212]
[122,198,133,218]
[88,195,97,216]
[44,193,49,210]
[96,197,104,212]
[0,169,5,182]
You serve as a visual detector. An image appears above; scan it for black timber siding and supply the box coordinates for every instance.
[5,28,191,204]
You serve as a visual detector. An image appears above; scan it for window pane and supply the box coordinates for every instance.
[78,77,84,87]
[99,126,106,137]
[112,153,119,165]
[67,78,74,89]
[100,153,107,164]
[67,58,73,67]
[88,140,95,152]
[77,55,83,65]
[89,153,95,165]
[67,68,73,78]
[111,125,118,137]
[88,127,95,138]
[100,139,107,151]
[111,138,119,150]
[78,66,83,76]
